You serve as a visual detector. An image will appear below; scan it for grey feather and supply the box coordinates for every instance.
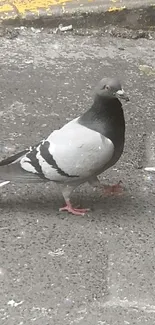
[0,162,47,183]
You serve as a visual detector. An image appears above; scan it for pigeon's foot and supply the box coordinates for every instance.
[103,180,124,196]
[59,202,90,216]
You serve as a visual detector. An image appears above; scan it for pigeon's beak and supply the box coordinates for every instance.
[116,89,129,102]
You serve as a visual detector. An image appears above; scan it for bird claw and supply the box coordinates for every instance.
[103,180,124,196]
[59,205,90,216]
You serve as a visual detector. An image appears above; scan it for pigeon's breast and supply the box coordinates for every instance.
[40,121,115,182]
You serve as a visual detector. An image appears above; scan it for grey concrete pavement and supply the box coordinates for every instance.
[0,28,155,324]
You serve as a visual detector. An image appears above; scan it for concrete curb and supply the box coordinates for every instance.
[0,0,155,29]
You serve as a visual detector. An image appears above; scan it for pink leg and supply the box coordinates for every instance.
[59,200,90,216]
[103,180,124,196]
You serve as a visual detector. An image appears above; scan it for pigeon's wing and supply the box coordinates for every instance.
[0,118,114,183]
[30,117,114,182]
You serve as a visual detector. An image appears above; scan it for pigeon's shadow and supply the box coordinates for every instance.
[0,187,145,220]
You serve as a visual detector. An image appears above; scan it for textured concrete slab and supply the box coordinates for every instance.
[0,28,155,324]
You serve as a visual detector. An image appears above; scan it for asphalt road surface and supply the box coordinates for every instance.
[0,27,155,325]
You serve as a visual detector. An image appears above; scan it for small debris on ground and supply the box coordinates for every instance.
[30,27,43,33]
[52,24,73,34]
[105,26,152,39]
[0,23,155,40]
[7,300,24,307]
[59,24,73,32]
[139,64,155,76]
[73,26,155,39]
[0,25,19,39]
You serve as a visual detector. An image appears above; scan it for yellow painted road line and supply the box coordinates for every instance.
[108,6,126,11]
[0,0,73,13]
[0,0,76,19]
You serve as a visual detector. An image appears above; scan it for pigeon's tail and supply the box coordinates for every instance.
[0,148,46,183]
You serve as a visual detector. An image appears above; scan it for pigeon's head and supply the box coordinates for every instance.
[96,77,129,102]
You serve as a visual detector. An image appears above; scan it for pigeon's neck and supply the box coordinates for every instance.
[78,94,125,144]
[90,94,123,117]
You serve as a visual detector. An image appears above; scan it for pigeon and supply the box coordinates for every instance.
[0,77,129,215]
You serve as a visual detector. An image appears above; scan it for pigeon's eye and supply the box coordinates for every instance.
[102,85,110,90]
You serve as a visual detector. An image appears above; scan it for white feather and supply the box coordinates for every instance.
[20,160,37,174]
[0,181,10,187]
[144,167,155,172]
